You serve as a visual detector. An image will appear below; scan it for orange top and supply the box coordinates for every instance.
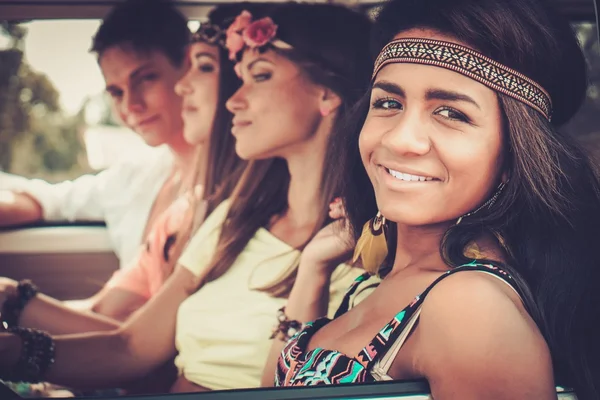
[105,186,201,298]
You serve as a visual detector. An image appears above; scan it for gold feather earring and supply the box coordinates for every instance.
[352,211,388,275]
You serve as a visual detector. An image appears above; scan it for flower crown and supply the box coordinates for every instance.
[225,10,292,62]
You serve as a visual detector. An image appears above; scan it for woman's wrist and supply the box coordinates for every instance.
[270,306,304,342]
[290,269,330,301]
[269,261,336,342]
[0,280,39,329]
[0,328,55,383]
[285,271,331,322]
[0,333,23,373]
[298,253,340,276]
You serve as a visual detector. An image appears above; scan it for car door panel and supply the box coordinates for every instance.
[0,225,118,300]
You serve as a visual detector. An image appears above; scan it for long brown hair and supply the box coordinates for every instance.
[202,3,373,297]
[160,6,248,278]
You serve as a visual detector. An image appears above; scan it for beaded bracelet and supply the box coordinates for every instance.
[1,280,39,329]
[3,327,55,383]
[270,306,303,342]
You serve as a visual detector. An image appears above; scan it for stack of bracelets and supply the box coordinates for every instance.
[0,280,56,383]
[270,306,304,342]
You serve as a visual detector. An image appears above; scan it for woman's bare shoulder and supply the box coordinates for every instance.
[413,271,555,399]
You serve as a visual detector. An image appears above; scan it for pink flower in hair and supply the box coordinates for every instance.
[227,10,252,34]
[226,34,245,61]
[243,17,278,48]
[225,10,253,60]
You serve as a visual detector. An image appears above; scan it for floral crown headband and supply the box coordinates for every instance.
[225,10,293,62]
[373,38,553,121]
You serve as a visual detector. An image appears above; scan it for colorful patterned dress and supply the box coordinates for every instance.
[275,262,518,386]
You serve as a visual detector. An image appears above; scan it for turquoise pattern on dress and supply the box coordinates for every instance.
[275,263,517,387]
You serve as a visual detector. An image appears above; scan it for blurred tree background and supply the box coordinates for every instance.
[0,21,92,183]
[564,22,600,162]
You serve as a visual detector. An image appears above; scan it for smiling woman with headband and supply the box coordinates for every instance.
[272,0,600,398]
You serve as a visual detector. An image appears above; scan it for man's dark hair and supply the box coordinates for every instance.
[91,0,190,66]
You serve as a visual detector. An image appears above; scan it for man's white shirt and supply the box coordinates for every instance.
[1,146,173,269]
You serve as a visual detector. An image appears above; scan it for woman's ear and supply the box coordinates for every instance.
[319,88,342,117]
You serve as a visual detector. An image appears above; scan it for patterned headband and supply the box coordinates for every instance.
[191,22,225,46]
[373,38,552,121]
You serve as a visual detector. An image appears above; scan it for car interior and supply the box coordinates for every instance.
[0,0,598,399]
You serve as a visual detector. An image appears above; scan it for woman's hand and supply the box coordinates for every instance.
[261,199,356,387]
[291,198,356,315]
[300,198,355,274]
